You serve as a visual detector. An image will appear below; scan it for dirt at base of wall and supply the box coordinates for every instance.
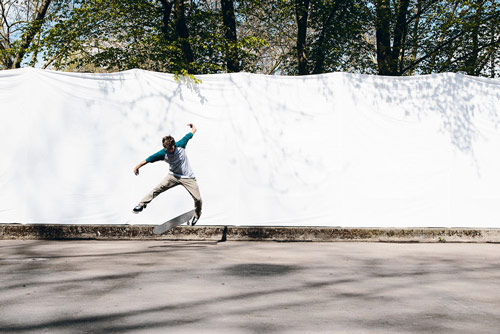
[1,224,500,243]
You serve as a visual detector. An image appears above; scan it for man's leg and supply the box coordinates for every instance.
[135,175,179,211]
[179,178,202,219]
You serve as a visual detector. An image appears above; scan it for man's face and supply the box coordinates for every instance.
[167,145,175,153]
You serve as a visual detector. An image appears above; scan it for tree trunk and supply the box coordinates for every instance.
[12,0,52,68]
[174,0,194,67]
[29,31,42,67]
[312,1,342,74]
[159,0,174,42]
[375,0,393,75]
[392,0,410,75]
[221,0,239,72]
[490,1,497,78]
[0,18,11,68]
[407,0,422,76]
[295,0,310,75]
[465,0,484,76]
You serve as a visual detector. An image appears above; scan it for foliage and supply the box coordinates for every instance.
[372,0,499,76]
[1,0,498,77]
[41,0,267,75]
[0,0,71,69]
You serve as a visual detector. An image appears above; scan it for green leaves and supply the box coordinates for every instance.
[37,0,268,75]
[2,0,498,77]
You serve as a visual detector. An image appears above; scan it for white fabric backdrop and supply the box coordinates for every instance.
[1,68,499,227]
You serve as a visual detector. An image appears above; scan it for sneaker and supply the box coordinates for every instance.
[188,216,199,226]
[133,204,146,214]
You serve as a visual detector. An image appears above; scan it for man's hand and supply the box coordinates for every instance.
[188,123,197,134]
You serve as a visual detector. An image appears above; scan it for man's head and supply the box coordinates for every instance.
[162,135,176,153]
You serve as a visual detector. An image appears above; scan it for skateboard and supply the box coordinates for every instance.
[153,209,195,235]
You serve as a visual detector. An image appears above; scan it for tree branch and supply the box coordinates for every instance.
[439,36,500,73]
[401,30,467,74]
[405,1,435,25]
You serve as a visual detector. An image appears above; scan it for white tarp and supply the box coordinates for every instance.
[1,68,499,227]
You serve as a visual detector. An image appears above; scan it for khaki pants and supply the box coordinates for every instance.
[139,174,202,218]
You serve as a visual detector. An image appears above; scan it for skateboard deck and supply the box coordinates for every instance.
[153,209,195,235]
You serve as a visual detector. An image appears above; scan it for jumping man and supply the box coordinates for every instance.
[133,124,202,225]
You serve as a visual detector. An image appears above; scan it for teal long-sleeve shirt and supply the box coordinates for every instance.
[145,133,195,178]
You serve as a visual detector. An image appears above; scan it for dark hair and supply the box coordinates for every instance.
[162,135,176,150]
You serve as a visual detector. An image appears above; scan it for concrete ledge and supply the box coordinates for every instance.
[1,224,500,242]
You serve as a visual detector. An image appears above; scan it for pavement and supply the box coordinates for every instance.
[1,240,499,333]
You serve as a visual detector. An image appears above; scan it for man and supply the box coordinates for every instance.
[133,123,202,225]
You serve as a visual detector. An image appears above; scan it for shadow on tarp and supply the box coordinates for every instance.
[348,73,500,172]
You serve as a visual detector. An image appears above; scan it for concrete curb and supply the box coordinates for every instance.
[1,224,500,242]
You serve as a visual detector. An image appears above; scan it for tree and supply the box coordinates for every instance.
[292,0,374,75]
[308,0,374,74]
[239,0,497,77]
[221,0,239,72]
[310,0,344,74]
[236,0,295,74]
[487,0,498,77]
[374,0,410,75]
[3,0,497,77]
[295,0,309,75]
[0,0,57,69]
[459,0,499,76]
[173,0,194,68]
[372,0,500,76]
[41,0,262,74]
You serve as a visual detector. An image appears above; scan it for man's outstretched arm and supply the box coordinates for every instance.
[134,160,148,175]
[136,148,168,174]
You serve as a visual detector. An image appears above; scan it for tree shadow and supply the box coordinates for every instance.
[1,241,500,333]
[224,263,299,277]
[346,72,500,172]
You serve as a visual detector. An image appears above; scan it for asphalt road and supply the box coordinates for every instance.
[1,240,499,333]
